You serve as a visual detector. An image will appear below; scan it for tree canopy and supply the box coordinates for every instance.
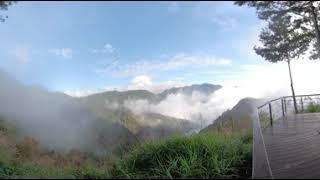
[235,1,320,61]
[255,13,313,63]
[0,1,16,22]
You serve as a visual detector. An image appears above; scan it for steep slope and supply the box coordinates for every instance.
[78,90,159,124]
[135,112,198,141]
[158,83,222,100]
[78,83,222,138]
[0,70,137,155]
[200,97,264,134]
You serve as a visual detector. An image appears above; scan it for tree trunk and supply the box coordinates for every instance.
[287,60,298,114]
[309,1,320,55]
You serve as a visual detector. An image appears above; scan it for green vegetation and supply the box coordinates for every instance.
[305,103,320,113]
[259,112,270,129]
[201,116,253,135]
[0,115,252,179]
[111,132,252,179]
[0,145,111,179]
[0,132,252,179]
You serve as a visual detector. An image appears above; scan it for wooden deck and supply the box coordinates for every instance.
[261,112,320,179]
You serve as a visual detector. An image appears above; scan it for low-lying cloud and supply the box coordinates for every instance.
[48,48,73,59]
[0,70,126,155]
[122,57,320,129]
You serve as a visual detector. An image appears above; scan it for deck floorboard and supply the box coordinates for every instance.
[262,113,320,179]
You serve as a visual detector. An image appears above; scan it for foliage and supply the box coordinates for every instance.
[255,14,312,63]
[259,112,270,129]
[0,118,16,137]
[0,1,15,10]
[0,1,16,22]
[0,147,111,179]
[15,136,39,160]
[235,1,320,60]
[0,114,253,179]
[0,130,253,179]
[111,133,252,179]
[305,103,320,113]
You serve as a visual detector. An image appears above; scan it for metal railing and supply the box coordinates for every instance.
[253,93,320,179]
[257,94,320,129]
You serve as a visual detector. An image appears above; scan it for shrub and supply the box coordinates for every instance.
[69,165,110,179]
[0,118,16,137]
[0,147,16,178]
[15,136,39,160]
[111,133,252,179]
[259,112,270,129]
[306,103,320,113]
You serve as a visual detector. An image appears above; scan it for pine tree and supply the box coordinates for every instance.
[0,1,16,22]
[235,1,320,59]
[235,1,320,113]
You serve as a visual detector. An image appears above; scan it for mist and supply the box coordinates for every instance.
[0,70,115,154]
[1,55,320,154]
[122,58,320,130]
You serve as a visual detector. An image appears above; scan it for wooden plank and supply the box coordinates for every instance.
[260,113,320,179]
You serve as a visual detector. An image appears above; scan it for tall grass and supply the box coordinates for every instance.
[305,103,320,113]
[111,132,252,179]
[0,138,110,179]
[0,133,252,179]
[0,116,252,179]
[0,152,110,179]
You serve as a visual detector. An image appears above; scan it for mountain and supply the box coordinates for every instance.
[82,90,159,105]
[158,83,222,100]
[200,97,264,134]
[0,70,137,155]
[0,69,223,148]
[78,90,159,127]
[135,112,198,141]
[81,83,221,106]
[79,83,221,137]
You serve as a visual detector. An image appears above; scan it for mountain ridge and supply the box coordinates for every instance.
[200,97,264,134]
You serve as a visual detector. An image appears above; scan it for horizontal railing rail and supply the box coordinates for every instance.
[257,94,320,128]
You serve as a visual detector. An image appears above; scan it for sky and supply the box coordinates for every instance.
[1,1,320,98]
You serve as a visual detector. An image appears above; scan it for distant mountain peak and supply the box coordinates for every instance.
[158,83,222,98]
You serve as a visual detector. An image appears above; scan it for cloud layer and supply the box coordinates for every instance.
[95,53,232,78]
[48,48,73,59]
[91,43,115,54]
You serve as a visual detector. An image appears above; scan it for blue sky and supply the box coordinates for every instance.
[0,1,269,95]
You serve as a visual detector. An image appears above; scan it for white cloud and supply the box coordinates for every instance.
[66,55,320,130]
[95,53,232,78]
[128,75,152,89]
[48,48,73,59]
[122,57,320,130]
[127,75,186,93]
[210,15,237,31]
[217,58,320,100]
[63,86,115,97]
[191,1,244,31]
[91,43,115,54]
[9,47,30,63]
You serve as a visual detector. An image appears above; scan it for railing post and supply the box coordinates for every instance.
[269,103,273,126]
[284,97,287,114]
[281,98,285,117]
[301,96,304,113]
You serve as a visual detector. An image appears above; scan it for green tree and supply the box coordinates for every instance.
[235,1,320,113]
[235,1,320,58]
[0,1,16,22]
